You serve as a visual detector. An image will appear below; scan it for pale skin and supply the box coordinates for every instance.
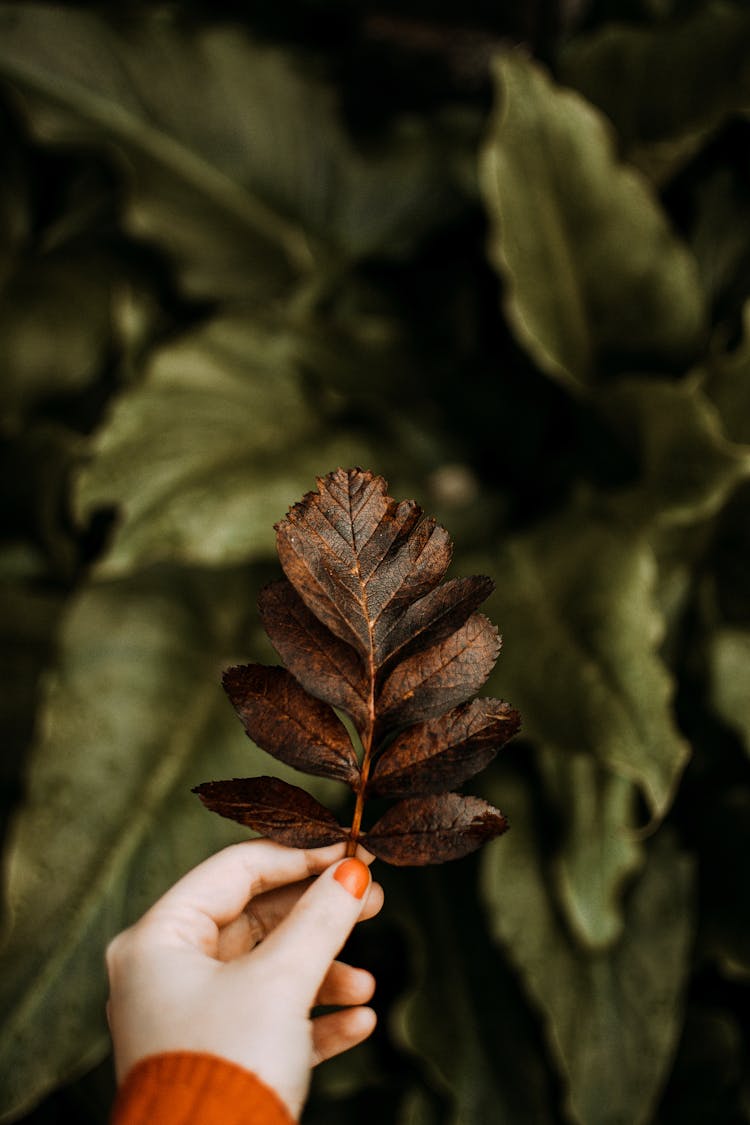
[106,840,383,1120]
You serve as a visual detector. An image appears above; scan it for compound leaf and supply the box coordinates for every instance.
[198,469,515,864]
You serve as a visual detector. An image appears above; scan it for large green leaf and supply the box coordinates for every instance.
[388,862,556,1124]
[708,627,750,762]
[0,103,29,291]
[479,53,705,390]
[480,771,694,1125]
[1,423,83,579]
[696,788,750,980]
[484,502,690,820]
[0,247,119,424]
[592,375,750,528]
[396,1086,442,1125]
[0,579,63,848]
[561,3,750,175]
[0,565,341,1122]
[74,312,372,576]
[688,170,750,318]
[0,5,462,300]
[706,301,750,446]
[538,749,643,951]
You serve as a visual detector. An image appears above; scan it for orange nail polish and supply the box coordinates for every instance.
[333,858,370,899]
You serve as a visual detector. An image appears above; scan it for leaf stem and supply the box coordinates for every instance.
[347,657,376,856]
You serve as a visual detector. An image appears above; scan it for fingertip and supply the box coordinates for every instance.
[333,858,370,900]
[360,880,384,920]
[311,1005,378,1066]
[356,969,376,1004]
[355,1004,377,1037]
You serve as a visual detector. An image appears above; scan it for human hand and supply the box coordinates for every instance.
[105,840,383,1120]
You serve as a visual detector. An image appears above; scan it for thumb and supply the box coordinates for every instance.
[259,857,372,1007]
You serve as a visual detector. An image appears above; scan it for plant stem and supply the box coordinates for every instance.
[346,656,376,856]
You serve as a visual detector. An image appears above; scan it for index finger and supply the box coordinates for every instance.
[146,839,373,929]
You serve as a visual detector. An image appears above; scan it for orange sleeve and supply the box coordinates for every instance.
[110,1051,295,1125]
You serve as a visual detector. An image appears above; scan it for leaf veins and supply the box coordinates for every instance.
[193,776,347,848]
[362,793,509,865]
[195,468,518,865]
[222,664,360,786]
[368,699,521,797]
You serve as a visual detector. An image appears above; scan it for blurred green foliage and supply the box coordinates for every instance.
[0,1,749,1122]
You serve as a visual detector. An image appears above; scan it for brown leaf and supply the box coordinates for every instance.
[368,698,521,797]
[275,468,452,664]
[378,574,495,668]
[376,613,501,729]
[258,580,369,729]
[362,793,509,865]
[193,776,348,847]
[196,467,519,867]
[223,664,360,787]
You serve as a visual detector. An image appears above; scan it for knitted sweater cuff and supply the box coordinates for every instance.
[110,1051,295,1125]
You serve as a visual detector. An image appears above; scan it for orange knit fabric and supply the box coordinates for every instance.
[110,1052,295,1125]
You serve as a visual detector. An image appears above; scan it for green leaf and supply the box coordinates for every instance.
[484,501,690,819]
[480,772,694,1125]
[697,789,750,980]
[1,423,83,579]
[710,479,750,628]
[479,53,705,390]
[0,6,461,299]
[688,171,750,316]
[0,579,63,844]
[659,1006,750,1123]
[396,1087,441,1125]
[74,313,373,576]
[0,249,119,423]
[0,104,29,290]
[388,864,556,1125]
[560,3,750,175]
[592,374,750,528]
[538,749,643,951]
[0,565,338,1121]
[705,301,750,447]
[708,628,750,761]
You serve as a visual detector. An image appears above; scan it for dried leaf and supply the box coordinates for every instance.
[196,468,517,865]
[222,664,360,786]
[258,579,368,729]
[363,793,509,866]
[369,699,520,797]
[379,574,495,669]
[275,467,453,662]
[193,776,347,848]
[377,614,501,728]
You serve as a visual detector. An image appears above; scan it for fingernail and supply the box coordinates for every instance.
[333,858,370,899]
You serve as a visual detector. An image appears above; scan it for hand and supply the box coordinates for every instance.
[105,840,383,1119]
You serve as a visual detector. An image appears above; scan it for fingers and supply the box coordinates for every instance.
[216,871,384,961]
[145,839,369,932]
[316,961,375,1008]
[311,1007,377,1066]
[257,858,375,1006]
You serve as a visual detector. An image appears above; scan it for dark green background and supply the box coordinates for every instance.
[0,1,749,1122]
